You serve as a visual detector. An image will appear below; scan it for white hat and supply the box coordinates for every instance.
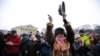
[74,33,80,39]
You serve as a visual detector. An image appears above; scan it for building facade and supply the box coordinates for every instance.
[11,25,38,34]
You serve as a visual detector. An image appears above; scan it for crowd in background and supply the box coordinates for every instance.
[0,29,100,56]
[0,30,50,56]
[0,13,100,56]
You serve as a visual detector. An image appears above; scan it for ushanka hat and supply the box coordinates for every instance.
[58,1,66,16]
[55,27,66,37]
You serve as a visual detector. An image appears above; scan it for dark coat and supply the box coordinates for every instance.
[27,40,41,56]
[0,33,5,56]
[40,42,51,56]
[94,42,100,56]
[20,35,29,52]
[0,34,5,50]
[73,41,82,56]
[73,41,92,56]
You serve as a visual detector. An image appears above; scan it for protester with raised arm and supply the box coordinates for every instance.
[45,12,74,56]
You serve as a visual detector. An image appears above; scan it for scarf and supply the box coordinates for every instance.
[54,36,70,51]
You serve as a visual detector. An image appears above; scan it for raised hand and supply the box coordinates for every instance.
[62,13,67,19]
[48,15,53,23]
[6,41,13,46]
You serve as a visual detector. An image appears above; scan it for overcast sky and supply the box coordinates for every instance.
[0,0,100,31]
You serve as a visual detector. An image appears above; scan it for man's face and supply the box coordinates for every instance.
[75,37,81,42]
[80,33,84,36]
[11,33,16,36]
[36,31,39,34]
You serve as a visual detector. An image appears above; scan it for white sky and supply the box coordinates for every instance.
[0,0,100,31]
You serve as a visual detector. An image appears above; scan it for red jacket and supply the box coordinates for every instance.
[5,35,21,54]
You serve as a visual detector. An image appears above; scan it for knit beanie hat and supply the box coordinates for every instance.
[79,29,84,33]
[11,30,17,35]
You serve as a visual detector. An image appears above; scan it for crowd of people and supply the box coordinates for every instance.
[0,13,100,56]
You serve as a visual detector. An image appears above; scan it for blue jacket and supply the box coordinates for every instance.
[40,42,51,56]
[20,35,29,51]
